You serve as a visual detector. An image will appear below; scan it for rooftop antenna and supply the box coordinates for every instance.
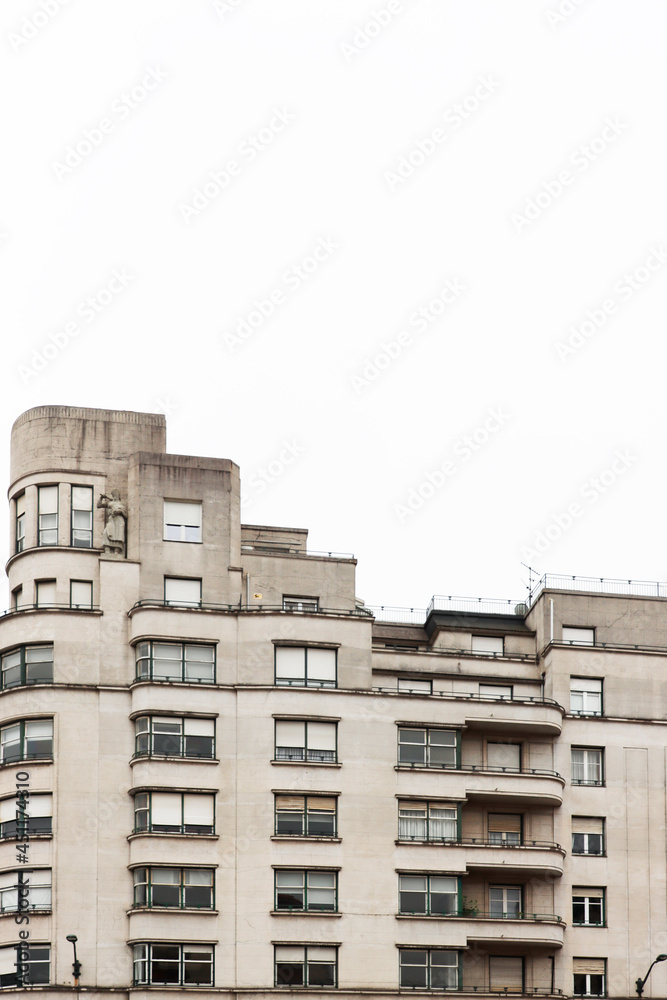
[521,563,539,604]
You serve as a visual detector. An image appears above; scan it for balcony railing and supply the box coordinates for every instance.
[1,602,99,618]
[397,763,563,779]
[529,572,667,602]
[130,599,372,617]
[397,836,563,851]
[400,910,562,923]
[373,688,561,707]
[275,747,337,763]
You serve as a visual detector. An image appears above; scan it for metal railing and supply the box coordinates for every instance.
[0,602,99,618]
[428,596,528,617]
[398,836,563,850]
[400,909,562,923]
[275,747,337,763]
[372,687,562,708]
[130,599,372,617]
[397,762,563,779]
[529,572,667,603]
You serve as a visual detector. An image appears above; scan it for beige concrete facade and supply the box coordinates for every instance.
[0,405,663,998]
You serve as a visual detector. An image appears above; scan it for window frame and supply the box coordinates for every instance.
[479,683,513,700]
[0,943,50,987]
[134,716,215,759]
[397,727,460,769]
[274,645,338,689]
[0,869,52,914]
[571,747,604,786]
[489,955,525,993]
[487,813,523,846]
[563,627,596,646]
[133,942,214,987]
[472,635,505,655]
[274,794,338,838]
[35,579,56,608]
[274,720,338,764]
[489,885,523,919]
[572,888,606,927]
[0,645,54,690]
[70,579,93,610]
[37,485,58,547]
[163,500,203,543]
[573,959,606,997]
[274,945,338,988]
[282,596,319,613]
[132,866,215,910]
[570,677,603,716]
[398,949,461,990]
[70,485,94,548]
[0,719,53,765]
[0,793,53,840]
[398,874,461,916]
[135,641,216,684]
[274,869,338,912]
[15,494,26,554]
[133,791,216,836]
[571,817,605,857]
[164,576,203,607]
[398,801,460,842]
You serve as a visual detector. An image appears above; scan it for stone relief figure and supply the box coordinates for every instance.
[97,490,127,555]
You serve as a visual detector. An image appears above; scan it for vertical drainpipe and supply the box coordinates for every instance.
[550,599,554,644]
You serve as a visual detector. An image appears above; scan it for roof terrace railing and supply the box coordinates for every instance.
[529,573,667,602]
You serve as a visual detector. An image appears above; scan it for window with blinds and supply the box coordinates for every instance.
[489,956,524,992]
[15,494,25,553]
[398,677,433,694]
[486,743,521,770]
[472,635,504,655]
[563,627,595,645]
[573,958,606,997]
[134,716,215,758]
[70,580,93,609]
[570,677,603,715]
[35,580,56,607]
[488,813,522,845]
[133,792,215,835]
[479,683,513,699]
[164,501,202,542]
[0,793,52,838]
[572,817,605,855]
[398,801,458,841]
[275,647,337,688]
[572,888,605,926]
[37,486,58,546]
[275,794,337,837]
[0,719,53,764]
[164,577,202,607]
[0,869,51,913]
[274,720,337,763]
[71,485,93,547]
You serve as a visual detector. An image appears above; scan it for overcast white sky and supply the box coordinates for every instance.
[2,0,666,611]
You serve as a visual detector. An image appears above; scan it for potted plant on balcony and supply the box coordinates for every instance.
[461,896,480,917]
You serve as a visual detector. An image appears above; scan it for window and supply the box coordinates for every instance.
[0,794,52,839]
[283,596,319,612]
[275,646,336,688]
[164,501,202,543]
[486,743,521,770]
[275,795,337,837]
[275,946,337,988]
[275,870,337,911]
[0,944,50,987]
[37,486,58,546]
[135,717,215,758]
[488,814,522,845]
[563,627,595,645]
[573,958,606,996]
[35,580,56,608]
[398,727,458,768]
[11,587,22,611]
[399,950,459,989]
[274,721,337,763]
[490,956,524,993]
[573,888,605,926]
[135,641,215,683]
[133,867,214,909]
[399,874,459,915]
[398,678,432,694]
[572,817,605,856]
[572,748,604,786]
[71,485,93,547]
[489,886,522,918]
[70,580,93,610]
[0,870,51,912]
[0,719,53,764]
[1,645,53,689]
[15,494,25,553]
[164,577,202,607]
[133,792,215,835]
[472,635,504,655]
[479,683,513,699]
[133,943,214,987]
[398,801,458,841]
[570,678,603,715]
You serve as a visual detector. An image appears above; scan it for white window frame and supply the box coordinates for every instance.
[37,486,58,546]
[275,646,337,688]
[163,501,203,543]
[164,577,202,608]
[0,869,51,913]
[274,720,337,763]
[35,580,56,608]
[563,627,595,645]
[70,580,93,610]
[570,677,603,715]
[572,748,604,786]
[572,888,605,926]
[71,485,94,548]
[472,635,504,655]
[572,817,605,856]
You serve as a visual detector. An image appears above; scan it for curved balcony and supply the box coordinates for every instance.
[464,702,563,738]
[395,839,565,878]
[396,765,564,808]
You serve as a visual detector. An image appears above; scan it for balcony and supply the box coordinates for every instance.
[396,765,564,808]
[395,839,565,878]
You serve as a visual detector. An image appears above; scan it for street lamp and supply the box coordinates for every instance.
[66,935,81,985]
[635,955,667,996]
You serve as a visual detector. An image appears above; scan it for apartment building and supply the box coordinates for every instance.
[0,403,664,998]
